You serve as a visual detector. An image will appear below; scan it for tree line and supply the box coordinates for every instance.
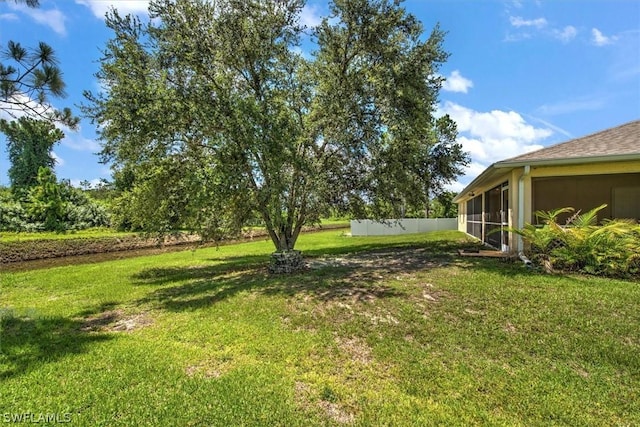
[1,0,467,255]
[0,0,104,231]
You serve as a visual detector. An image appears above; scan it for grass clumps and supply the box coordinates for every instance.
[1,230,638,425]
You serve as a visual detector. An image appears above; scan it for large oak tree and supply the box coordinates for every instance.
[84,0,468,262]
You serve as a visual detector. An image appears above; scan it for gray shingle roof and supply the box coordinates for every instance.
[498,119,640,166]
[453,119,640,203]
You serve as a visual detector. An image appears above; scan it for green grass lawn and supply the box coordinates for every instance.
[0,220,349,244]
[1,230,638,426]
[0,228,135,243]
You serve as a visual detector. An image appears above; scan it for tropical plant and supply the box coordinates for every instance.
[26,166,66,232]
[0,175,111,232]
[511,204,640,278]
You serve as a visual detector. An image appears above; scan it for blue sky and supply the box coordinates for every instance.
[1,0,638,192]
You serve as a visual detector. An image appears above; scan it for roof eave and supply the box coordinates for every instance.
[453,153,640,203]
[452,163,513,203]
[495,153,640,168]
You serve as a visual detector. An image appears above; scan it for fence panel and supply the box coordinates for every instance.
[350,218,457,236]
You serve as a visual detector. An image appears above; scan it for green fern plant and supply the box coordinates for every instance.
[511,204,640,278]
[509,207,574,273]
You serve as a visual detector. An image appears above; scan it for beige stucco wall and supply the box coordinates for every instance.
[528,160,640,178]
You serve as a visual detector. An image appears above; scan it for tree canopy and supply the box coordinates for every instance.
[1,0,40,7]
[0,117,63,192]
[0,0,78,127]
[84,0,468,254]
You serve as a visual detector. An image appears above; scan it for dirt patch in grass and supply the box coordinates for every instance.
[308,247,450,273]
[316,283,399,303]
[275,247,452,309]
[80,310,153,332]
[185,364,225,379]
[357,308,400,326]
[281,248,454,335]
[317,400,355,424]
[335,336,372,365]
[294,381,355,425]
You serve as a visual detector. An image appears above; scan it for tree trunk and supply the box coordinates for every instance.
[268,250,305,274]
[267,224,305,274]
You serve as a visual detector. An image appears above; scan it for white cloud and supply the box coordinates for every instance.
[299,3,322,28]
[444,181,465,194]
[0,93,56,122]
[0,13,19,21]
[507,15,579,45]
[442,70,473,94]
[7,2,67,35]
[0,95,100,154]
[591,28,617,46]
[442,101,552,144]
[456,133,544,164]
[75,0,150,19]
[536,96,606,115]
[439,101,552,189]
[553,25,577,43]
[51,152,65,167]
[509,16,547,29]
[61,133,101,152]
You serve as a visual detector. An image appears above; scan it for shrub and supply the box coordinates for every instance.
[58,181,111,230]
[0,175,111,232]
[0,190,34,231]
[27,167,67,232]
[512,205,640,278]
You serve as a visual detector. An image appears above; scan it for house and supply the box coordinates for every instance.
[453,119,640,253]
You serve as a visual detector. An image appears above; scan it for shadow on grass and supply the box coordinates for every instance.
[134,260,405,311]
[301,237,476,258]
[131,238,532,312]
[133,254,269,287]
[0,308,114,380]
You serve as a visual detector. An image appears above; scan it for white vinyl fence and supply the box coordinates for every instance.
[350,218,457,236]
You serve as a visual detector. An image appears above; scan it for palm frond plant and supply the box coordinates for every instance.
[511,204,640,278]
[551,204,605,273]
[509,207,574,273]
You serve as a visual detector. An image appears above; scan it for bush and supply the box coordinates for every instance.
[58,181,111,230]
[27,167,67,232]
[0,176,111,232]
[513,205,640,278]
[0,189,34,231]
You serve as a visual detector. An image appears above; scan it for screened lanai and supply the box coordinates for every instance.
[454,120,640,252]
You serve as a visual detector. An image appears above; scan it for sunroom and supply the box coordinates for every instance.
[453,120,640,253]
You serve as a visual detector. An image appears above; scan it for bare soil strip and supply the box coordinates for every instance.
[1,224,348,271]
